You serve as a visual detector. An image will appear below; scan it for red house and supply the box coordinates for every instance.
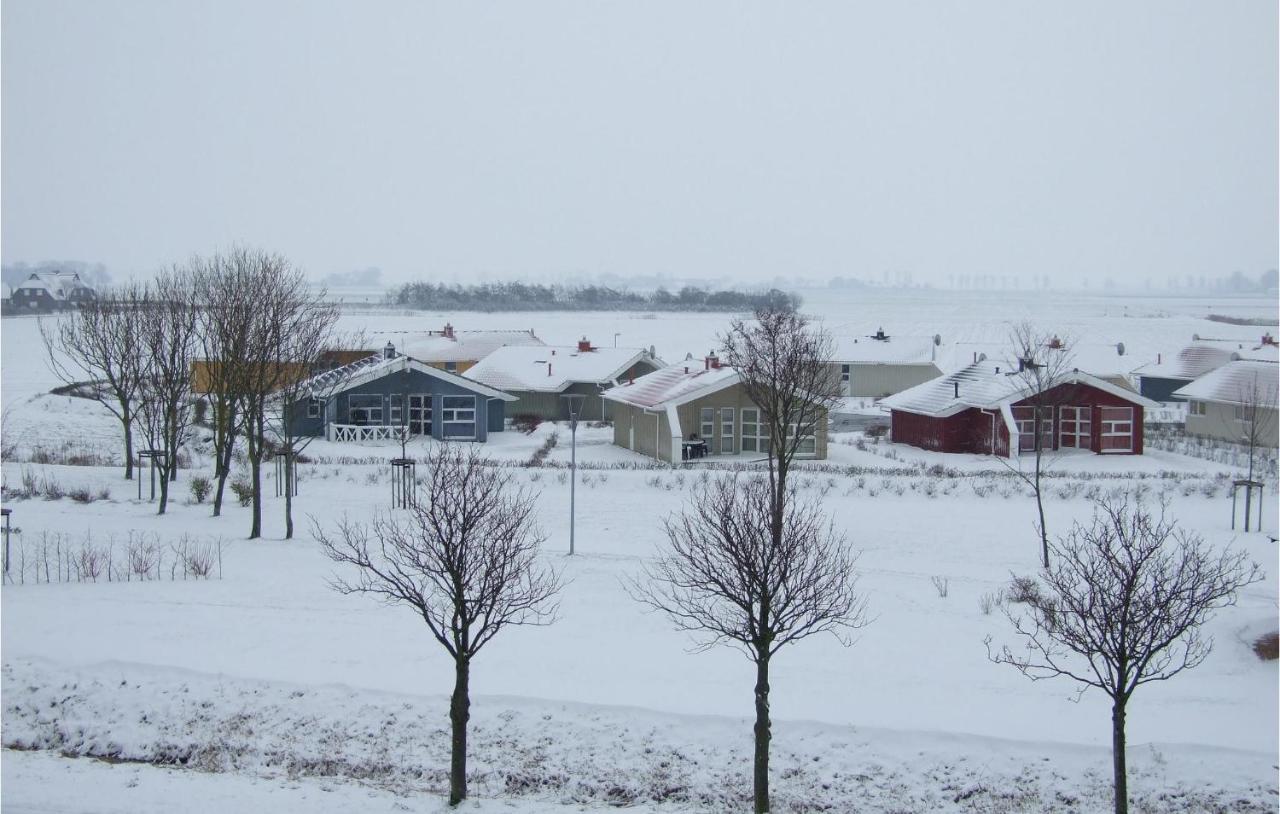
[879,360,1159,457]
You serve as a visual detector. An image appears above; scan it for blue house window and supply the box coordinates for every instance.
[307,397,322,418]
[349,394,383,425]
[442,396,475,423]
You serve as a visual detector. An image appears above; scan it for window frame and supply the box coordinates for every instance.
[348,394,383,425]
[441,395,476,424]
[720,407,735,454]
[700,406,714,441]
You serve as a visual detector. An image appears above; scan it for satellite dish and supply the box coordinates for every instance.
[978,353,987,362]
[1192,333,1200,341]
[1115,342,1125,356]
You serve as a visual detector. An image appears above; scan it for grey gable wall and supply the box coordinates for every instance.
[288,366,506,441]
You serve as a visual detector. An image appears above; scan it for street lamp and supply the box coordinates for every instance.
[613,333,621,348]
[561,393,586,555]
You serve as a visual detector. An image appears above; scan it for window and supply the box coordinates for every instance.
[700,407,714,440]
[348,394,382,425]
[307,397,322,418]
[741,408,770,453]
[721,407,735,454]
[445,361,458,373]
[840,364,851,383]
[1190,401,1206,417]
[786,423,817,456]
[1099,406,1134,452]
[442,395,476,423]
[389,394,403,425]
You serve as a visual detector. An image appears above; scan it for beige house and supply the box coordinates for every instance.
[1174,360,1278,447]
[602,355,828,463]
[830,329,942,398]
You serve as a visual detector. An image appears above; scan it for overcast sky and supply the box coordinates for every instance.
[3,2,1276,287]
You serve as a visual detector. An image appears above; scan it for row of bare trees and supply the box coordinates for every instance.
[316,308,1260,814]
[42,248,341,536]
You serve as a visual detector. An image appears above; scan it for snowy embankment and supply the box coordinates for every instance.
[4,659,1275,813]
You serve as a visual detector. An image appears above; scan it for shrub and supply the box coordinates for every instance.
[42,477,65,501]
[1253,632,1279,661]
[192,398,209,425]
[978,589,1005,615]
[512,413,543,434]
[97,486,111,501]
[1007,574,1042,605]
[229,478,253,507]
[864,424,889,439]
[189,476,212,504]
[68,487,96,504]
[931,576,949,598]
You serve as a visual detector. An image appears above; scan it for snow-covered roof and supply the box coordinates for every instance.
[296,352,517,401]
[1130,343,1277,380]
[879,359,1159,418]
[465,344,661,393]
[361,329,544,363]
[832,333,938,365]
[938,340,1137,378]
[1172,360,1278,407]
[14,271,90,299]
[602,357,740,409]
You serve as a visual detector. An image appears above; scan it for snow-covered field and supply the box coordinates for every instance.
[2,292,1277,812]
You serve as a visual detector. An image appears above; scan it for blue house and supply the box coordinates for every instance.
[288,345,517,442]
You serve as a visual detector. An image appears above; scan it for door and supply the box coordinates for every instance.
[1099,406,1133,453]
[408,394,432,436]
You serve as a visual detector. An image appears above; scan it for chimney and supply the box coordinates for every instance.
[706,353,721,370]
[551,349,556,355]
[443,323,455,340]
[973,351,977,363]
[684,366,689,374]
[1048,336,1062,349]
[383,342,396,360]
[995,366,1000,374]
[953,381,959,398]
[578,336,592,352]
[1263,333,1277,346]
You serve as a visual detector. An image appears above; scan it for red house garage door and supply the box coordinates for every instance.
[1099,406,1134,452]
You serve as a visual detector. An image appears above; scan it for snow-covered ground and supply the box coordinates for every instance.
[2,294,1278,812]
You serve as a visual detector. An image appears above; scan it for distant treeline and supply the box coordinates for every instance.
[389,282,801,312]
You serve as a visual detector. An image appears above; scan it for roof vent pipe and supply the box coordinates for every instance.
[953,381,959,398]
[383,342,396,359]
[547,363,552,377]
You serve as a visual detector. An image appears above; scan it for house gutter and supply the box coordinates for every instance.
[979,408,998,455]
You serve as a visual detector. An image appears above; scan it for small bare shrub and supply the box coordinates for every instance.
[1007,574,1041,605]
[864,424,889,439]
[930,576,949,598]
[229,478,253,507]
[74,542,106,582]
[1253,632,1279,661]
[96,486,111,501]
[512,413,543,434]
[68,487,96,504]
[979,589,1005,615]
[42,477,65,501]
[128,537,159,580]
[189,475,212,504]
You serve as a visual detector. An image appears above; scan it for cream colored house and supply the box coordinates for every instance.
[1173,360,1278,447]
[602,355,828,463]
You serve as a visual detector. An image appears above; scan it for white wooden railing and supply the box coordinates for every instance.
[327,424,408,443]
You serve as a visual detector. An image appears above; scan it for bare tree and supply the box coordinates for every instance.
[1231,370,1278,484]
[135,269,200,514]
[40,282,148,479]
[631,475,866,814]
[264,295,343,539]
[315,445,562,807]
[192,249,260,516]
[987,498,1261,814]
[997,322,1076,568]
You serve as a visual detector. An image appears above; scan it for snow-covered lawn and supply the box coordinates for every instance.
[3,299,1278,811]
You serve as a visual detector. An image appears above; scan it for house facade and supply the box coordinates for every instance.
[604,356,828,463]
[10,271,96,310]
[1173,360,1278,447]
[466,338,663,421]
[880,361,1158,457]
[1132,338,1277,402]
[286,348,517,442]
[324,324,544,375]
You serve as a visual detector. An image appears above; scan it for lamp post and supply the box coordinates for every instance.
[613,332,621,348]
[561,393,586,555]
[1,507,11,578]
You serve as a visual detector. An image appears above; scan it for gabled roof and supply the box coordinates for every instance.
[879,359,1159,418]
[466,345,661,393]
[1172,360,1278,407]
[938,340,1136,378]
[14,271,91,299]
[1130,342,1277,380]
[298,353,517,401]
[603,358,741,409]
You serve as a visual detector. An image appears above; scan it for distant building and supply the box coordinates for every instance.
[879,360,1159,457]
[603,354,829,463]
[829,328,942,398]
[1131,336,1278,402]
[325,324,544,375]
[1173,360,1278,447]
[465,337,662,421]
[10,271,96,310]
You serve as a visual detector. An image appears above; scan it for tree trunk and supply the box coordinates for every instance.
[753,654,771,814]
[449,655,471,806]
[249,453,262,538]
[157,464,170,515]
[284,456,294,540]
[122,406,134,480]
[1111,698,1128,814]
[213,429,236,517]
[1034,456,1048,569]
